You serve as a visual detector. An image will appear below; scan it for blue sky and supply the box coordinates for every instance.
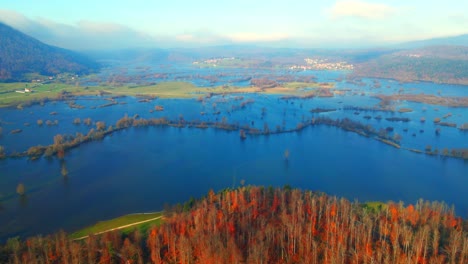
[0,0,467,49]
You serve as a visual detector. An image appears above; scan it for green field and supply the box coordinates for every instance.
[69,212,163,239]
[105,82,202,98]
[0,82,76,107]
[0,82,200,107]
[0,80,335,108]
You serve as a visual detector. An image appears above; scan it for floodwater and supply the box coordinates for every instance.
[0,69,466,241]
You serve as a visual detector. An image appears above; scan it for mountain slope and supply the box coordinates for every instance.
[352,46,468,85]
[0,22,99,81]
[398,34,468,48]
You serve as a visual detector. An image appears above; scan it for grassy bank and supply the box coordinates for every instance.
[69,212,163,239]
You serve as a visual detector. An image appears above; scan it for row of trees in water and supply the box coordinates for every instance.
[1,186,467,263]
[1,113,466,160]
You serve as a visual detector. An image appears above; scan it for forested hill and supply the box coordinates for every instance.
[352,46,468,85]
[0,22,99,81]
[1,186,467,263]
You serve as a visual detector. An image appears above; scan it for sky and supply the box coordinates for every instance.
[0,0,467,50]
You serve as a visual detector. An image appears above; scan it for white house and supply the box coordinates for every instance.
[15,88,32,94]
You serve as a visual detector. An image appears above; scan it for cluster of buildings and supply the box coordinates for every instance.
[289,58,354,71]
[192,56,354,71]
[193,57,236,66]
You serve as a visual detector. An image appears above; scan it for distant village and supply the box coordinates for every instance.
[192,57,354,71]
[289,58,354,71]
[192,57,236,67]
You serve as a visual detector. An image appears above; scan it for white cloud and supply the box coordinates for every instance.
[171,31,290,46]
[227,33,289,43]
[174,31,230,45]
[330,0,396,20]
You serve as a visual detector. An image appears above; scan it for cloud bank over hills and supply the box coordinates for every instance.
[0,9,158,50]
[1,1,467,51]
[0,10,300,50]
[0,10,387,50]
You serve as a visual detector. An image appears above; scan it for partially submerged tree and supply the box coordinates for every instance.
[16,183,25,196]
[73,118,81,125]
[284,149,290,161]
[0,145,5,158]
[96,121,106,131]
[239,129,246,140]
[61,163,68,177]
[83,118,92,126]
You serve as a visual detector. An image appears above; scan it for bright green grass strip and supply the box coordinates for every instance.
[362,201,388,213]
[120,217,164,236]
[69,212,163,239]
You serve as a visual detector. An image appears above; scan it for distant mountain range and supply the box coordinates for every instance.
[397,34,468,49]
[0,22,99,82]
[2,21,466,85]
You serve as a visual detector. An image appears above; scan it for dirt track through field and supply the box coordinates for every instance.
[72,215,163,241]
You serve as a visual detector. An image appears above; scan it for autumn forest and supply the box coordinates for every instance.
[1,187,467,263]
